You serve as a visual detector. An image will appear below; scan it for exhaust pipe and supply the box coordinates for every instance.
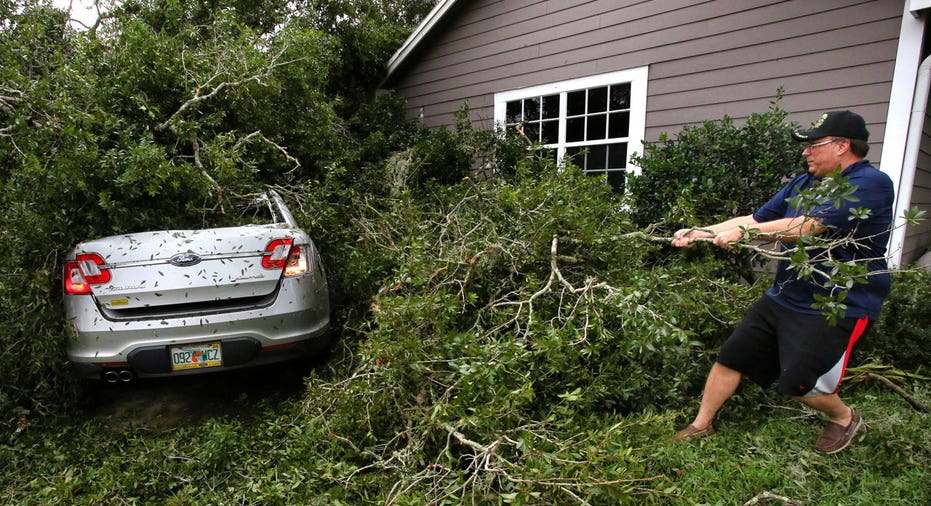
[118,369,134,383]
[103,370,119,383]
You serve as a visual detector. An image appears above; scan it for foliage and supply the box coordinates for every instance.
[2,2,929,504]
[0,0,429,412]
[859,269,931,370]
[288,150,763,501]
[2,371,928,504]
[628,93,804,228]
[298,0,438,113]
[271,103,498,333]
[627,94,805,282]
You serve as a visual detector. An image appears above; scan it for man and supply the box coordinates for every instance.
[671,110,895,453]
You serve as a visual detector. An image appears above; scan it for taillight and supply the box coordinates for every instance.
[283,244,309,277]
[64,262,90,294]
[262,239,311,277]
[262,239,294,269]
[64,253,110,295]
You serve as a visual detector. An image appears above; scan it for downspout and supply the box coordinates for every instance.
[889,54,931,267]
[882,3,927,267]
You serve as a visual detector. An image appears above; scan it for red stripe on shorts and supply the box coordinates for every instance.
[834,315,869,394]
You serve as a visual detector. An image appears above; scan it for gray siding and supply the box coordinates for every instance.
[386,0,931,261]
[388,0,902,159]
[903,107,931,263]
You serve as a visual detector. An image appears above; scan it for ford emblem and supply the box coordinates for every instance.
[169,253,202,267]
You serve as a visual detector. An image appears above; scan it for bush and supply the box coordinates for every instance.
[627,94,804,228]
[626,94,805,282]
[859,269,931,370]
[295,150,765,501]
[0,2,422,414]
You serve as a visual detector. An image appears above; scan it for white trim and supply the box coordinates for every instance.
[911,0,931,14]
[890,54,931,266]
[493,67,649,176]
[880,4,925,267]
[385,0,460,80]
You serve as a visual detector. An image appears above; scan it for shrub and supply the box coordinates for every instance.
[296,152,765,501]
[627,94,805,282]
[627,93,804,228]
[859,269,931,370]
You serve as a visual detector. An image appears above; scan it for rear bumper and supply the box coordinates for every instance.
[65,274,330,380]
[71,335,329,380]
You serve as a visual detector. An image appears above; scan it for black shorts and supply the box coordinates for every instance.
[716,295,870,397]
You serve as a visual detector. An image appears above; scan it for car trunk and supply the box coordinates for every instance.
[75,225,295,310]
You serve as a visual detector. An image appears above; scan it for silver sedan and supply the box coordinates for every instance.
[63,191,330,382]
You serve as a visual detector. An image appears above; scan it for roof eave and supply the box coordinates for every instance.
[383,0,461,85]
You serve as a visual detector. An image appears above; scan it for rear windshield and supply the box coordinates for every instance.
[196,192,289,230]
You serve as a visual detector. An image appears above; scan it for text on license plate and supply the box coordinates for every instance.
[171,342,222,371]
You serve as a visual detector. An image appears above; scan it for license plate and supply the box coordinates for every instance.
[170,342,222,371]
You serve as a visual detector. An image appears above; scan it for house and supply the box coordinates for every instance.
[380,0,931,267]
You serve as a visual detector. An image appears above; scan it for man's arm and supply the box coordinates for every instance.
[673,215,826,249]
[672,215,757,247]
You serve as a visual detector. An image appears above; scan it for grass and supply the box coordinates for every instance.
[2,374,928,505]
[651,382,931,504]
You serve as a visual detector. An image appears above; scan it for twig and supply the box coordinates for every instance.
[191,136,224,203]
[743,491,802,505]
[863,372,930,413]
[158,46,303,130]
[234,131,301,171]
[443,423,495,454]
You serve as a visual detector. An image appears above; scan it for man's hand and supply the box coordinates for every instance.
[672,228,713,248]
[712,227,744,250]
[673,226,746,250]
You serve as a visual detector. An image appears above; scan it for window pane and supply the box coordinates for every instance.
[606,170,626,192]
[587,115,607,141]
[524,122,539,142]
[506,101,522,124]
[567,90,586,116]
[608,111,630,138]
[542,94,560,119]
[608,142,628,169]
[496,69,646,192]
[588,86,607,113]
[524,97,540,121]
[610,83,631,110]
[587,145,607,171]
[541,120,558,145]
[566,146,583,168]
[567,117,585,142]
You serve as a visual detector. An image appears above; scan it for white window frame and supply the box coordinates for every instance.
[493,66,649,178]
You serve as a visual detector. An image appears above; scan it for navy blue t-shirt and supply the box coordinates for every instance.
[753,160,895,319]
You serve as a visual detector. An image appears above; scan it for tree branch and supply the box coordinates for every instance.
[191,136,224,206]
[234,130,301,171]
[862,372,930,413]
[0,87,23,115]
[158,46,303,131]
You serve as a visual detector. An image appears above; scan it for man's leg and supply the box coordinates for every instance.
[779,314,870,453]
[691,362,742,429]
[794,393,852,426]
[676,296,776,440]
[794,393,862,453]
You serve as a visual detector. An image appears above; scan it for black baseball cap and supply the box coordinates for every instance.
[792,110,869,142]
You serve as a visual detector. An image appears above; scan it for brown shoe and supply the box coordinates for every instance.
[673,424,715,441]
[814,408,863,454]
